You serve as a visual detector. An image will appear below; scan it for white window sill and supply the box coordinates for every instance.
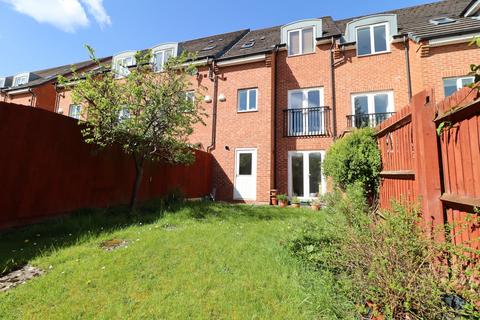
[287,51,316,58]
[357,50,391,58]
[237,109,259,114]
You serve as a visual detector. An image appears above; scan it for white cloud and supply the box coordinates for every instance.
[1,0,111,32]
[80,0,111,28]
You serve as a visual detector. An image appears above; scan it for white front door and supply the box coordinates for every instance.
[288,150,326,200]
[234,148,257,201]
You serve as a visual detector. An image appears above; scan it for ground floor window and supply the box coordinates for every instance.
[288,150,326,199]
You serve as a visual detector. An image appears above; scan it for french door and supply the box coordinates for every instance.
[288,88,325,136]
[288,151,326,199]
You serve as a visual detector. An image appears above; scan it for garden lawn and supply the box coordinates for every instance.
[0,202,349,319]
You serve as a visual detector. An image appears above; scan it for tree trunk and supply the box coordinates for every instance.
[129,154,144,213]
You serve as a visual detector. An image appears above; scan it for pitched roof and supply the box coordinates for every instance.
[179,29,250,59]
[335,0,476,41]
[3,58,111,92]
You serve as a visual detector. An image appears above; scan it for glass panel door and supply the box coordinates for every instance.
[289,91,304,135]
[289,151,325,199]
[353,96,369,128]
[307,90,321,134]
[291,153,304,197]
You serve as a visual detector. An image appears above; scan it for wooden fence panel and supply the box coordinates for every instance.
[0,102,213,229]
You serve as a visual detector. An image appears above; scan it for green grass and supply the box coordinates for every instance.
[0,202,351,319]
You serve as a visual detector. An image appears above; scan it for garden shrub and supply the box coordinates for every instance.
[323,128,381,196]
[289,188,480,319]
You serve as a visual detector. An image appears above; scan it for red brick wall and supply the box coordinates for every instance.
[3,83,57,112]
[419,42,480,101]
[275,45,335,196]
[209,60,274,203]
[334,41,411,134]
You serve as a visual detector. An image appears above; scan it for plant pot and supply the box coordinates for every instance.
[310,205,320,211]
[291,203,301,208]
[278,201,287,208]
[271,198,278,206]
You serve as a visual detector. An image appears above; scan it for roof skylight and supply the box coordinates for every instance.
[241,39,256,49]
[202,45,217,51]
[429,17,457,25]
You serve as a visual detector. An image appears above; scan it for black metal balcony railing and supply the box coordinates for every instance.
[346,112,396,128]
[283,106,331,137]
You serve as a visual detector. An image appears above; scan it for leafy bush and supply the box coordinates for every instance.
[323,128,381,196]
[289,187,480,319]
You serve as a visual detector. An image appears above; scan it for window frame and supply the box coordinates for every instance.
[355,22,390,57]
[113,55,135,79]
[153,48,174,72]
[288,150,327,200]
[351,91,394,116]
[12,73,29,87]
[68,104,82,120]
[287,26,316,57]
[0,78,5,88]
[237,88,258,113]
[443,76,475,97]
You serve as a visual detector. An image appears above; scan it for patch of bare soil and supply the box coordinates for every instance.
[0,265,44,292]
[100,239,129,251]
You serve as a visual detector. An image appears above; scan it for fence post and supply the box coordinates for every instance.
[411,89,444,241]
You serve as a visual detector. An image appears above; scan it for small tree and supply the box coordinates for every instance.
[60,46,205,212]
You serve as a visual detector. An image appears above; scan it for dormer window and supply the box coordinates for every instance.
[281,19,323,57]
[13,73,29,87]
[151,43,178,73]
[0,78,5,88]
[112,52,136,78]
[288,27,314,56]
[344,14,397,57]
[356,23,389,56]
[153,49,174,72]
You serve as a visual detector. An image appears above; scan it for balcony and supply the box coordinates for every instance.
[346,112,396,129]
[283,107,331,137]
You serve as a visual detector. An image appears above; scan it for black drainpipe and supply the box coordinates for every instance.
[273,46,279,189]
[403,35,413,100]
[207,58,218,153]
[29,88,36,107]
[329,38,338,138]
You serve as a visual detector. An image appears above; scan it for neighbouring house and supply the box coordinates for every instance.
[4,0,480,203]
[0,58,110,113]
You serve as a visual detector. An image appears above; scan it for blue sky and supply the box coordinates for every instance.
[0,0,434,76]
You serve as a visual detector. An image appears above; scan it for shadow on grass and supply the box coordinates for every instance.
[0,201,303,274]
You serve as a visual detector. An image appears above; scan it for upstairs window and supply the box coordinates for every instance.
[185,91,195,103]
[69,104,82,120]
[153,48,174,72]
[113,55,135,78]
[0,78,5,88]
[288,27,314,56]
[13,73,29,87]
[443,76,475,97]
[356,23,389,56]
[238,88,258,112]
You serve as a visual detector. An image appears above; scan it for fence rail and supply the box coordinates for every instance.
[283,107,331,137]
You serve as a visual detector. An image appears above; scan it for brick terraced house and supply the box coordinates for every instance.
[2,0,480,203]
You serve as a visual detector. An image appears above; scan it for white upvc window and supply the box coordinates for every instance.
[288,150,326,200]
[153,48,174,72]
[0,78,5,88]
[69,104,82,119]
[185,91,195,103]
[113,56,135,78]
[287,87,325,136]
[356,22,389,56]
[443,76,475,97]
[238,88,258,112]
[288,27,315,56]
[13,73,29,87]
[118,106,130,121]
[351,91,394,128]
